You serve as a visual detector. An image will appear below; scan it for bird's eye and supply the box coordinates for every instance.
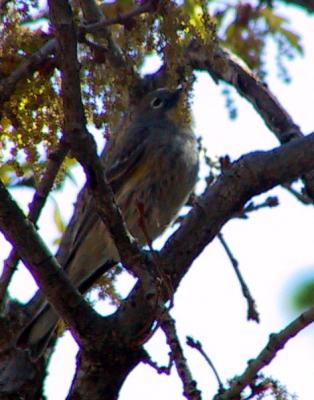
[150,97,163,109]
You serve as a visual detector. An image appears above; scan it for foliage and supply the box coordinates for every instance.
[218,2,302,79]
[290,278,314,311]
[0,0,303,178]
[228,373,297,400]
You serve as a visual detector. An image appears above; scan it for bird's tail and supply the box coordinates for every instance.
[16,217,119,359]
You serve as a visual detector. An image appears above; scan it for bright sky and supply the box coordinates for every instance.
[1,4,314,400]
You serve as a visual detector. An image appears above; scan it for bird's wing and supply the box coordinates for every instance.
[63,126,152,269]
[62,196,98,271]
[105,125,151,192]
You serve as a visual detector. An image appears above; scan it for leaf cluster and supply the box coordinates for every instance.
[0,0,303,184]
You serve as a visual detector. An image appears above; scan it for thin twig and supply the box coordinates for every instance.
[214,303,314,399]
[0,142,68,310]
[81,0,159,32]
[0,39,56,109]
[217,232,259,322]
[234,196,279,219]
[160,310,202,400]
[142,350,172,375]
[78,0,129,70]
[186,336,224,392]
[282,183,313,204]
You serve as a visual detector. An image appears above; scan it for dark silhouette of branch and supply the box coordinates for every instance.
[0,39,56,110]
[161,311,202,400]
[241,196,279,217]
[161,132,314,293]
[214,303,314,399]
[217,232,259,322]
[0,179,99,339]
[0,141,68,309]
[142,351,172,375]
[81,0,160,32]
[187,43,314,200]
[186,336,224,392]
[282,182,313,204]
[78,0,140,79]
[1,131,314,398]
[50,0,151,283]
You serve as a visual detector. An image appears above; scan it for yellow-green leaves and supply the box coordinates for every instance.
[221,3,303,77]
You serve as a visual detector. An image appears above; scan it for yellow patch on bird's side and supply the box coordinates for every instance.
[128,163,150,185]
[55,320,66,337]
[167,96,193,129]
[118,161,152,201]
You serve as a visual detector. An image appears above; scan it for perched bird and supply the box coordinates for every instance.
[17,87,199,359]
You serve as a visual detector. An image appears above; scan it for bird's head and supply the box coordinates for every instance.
[135,87,192,128]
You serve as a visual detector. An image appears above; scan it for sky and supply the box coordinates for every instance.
[1,3,314,400]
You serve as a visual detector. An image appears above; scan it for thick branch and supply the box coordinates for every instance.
[2,132,314,399]
[46,2,159,370]
[0,142,68,309]
[113,133,314,340]
[187,43,314,198]
[74,132,314,399]
[0,180,101,339]
[161,311,202,400]
[48,0,150,280]
[164,132,314,286]
[188,44,301,142]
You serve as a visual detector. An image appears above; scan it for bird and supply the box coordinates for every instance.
[17,87,199,359]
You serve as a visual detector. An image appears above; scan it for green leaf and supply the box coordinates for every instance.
[290,279,314,311]
[0,164,15,186]
[278,27,303,54]
[52,199,66,236]
[260,7,286,32]
[261,7,303,54]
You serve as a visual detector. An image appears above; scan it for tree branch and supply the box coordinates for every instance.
[0,141,68,310]
[186,336,224,392]
[0,39,56,110]
[217,231,259,322]
[78,0,138,78]
[112,132,314,348]
[187,43,314,199]
[48,0,153,283]
[163,132,314,289]
[280,0,314,13]
[80,132,314,399]
[81,0,159,32]
[161,311,202,400]
[214,303,314,399]
[0,179,101,340]
[44,3,161,373]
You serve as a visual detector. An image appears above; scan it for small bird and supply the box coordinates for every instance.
[17,87,199,359]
